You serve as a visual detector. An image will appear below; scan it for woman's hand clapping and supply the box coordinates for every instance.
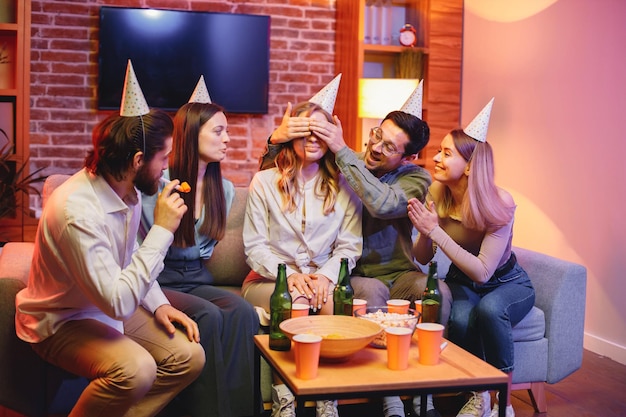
[407,197,439,236]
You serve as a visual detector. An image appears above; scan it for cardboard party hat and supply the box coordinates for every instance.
[399,79,424,119]
[309,73,342,114]
[463,98,494,143]
[189,75,212,104]
[120,60,150,117]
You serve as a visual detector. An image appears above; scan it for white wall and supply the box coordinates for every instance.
[462,0,626,364]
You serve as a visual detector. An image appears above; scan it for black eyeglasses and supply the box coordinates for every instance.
[368,127,403,157]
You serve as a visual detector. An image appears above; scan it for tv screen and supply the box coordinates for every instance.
[98,7,270,114]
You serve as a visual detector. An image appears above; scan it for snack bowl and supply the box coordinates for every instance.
[355,306,420,348]
[280,315,382,361]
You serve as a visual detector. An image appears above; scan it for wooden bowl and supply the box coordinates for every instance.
[280,315,382,361]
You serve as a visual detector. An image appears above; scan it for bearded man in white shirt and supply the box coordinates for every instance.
[15,109,205,417]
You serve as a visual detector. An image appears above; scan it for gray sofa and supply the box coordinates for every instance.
[0,175,587,416]
[431,246,587,412]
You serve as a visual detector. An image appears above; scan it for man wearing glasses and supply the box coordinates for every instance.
[261,83,450,417]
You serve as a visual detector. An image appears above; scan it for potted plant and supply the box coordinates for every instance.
[0,129,46,221]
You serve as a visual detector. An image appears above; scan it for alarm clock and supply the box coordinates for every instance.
[399,24,417,47]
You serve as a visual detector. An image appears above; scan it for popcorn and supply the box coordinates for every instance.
[358,309,418,348]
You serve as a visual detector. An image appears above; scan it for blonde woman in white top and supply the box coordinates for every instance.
[242,101,362,417]
[242,101,362,314]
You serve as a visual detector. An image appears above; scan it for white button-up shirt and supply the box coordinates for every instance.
[243,168,362,283]
[15,169,172,343]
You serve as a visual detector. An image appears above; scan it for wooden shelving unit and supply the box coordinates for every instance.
[335,0,463,172]
[0,0,32,242]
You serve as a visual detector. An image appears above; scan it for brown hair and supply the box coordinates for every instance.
[169,102,227,247]
[85,110,173,181]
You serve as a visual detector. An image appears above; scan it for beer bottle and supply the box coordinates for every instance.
[269,263,292,351]
[421,261,442,323]
[333,258,354,315]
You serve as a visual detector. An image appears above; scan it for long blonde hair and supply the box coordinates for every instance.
[275,102,339,215]
[437,129,513,231]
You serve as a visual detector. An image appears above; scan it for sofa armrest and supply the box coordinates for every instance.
[514,246,587,383]
[0,277,48,416]
[0,242,35,284]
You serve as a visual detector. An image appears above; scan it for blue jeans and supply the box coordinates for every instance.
[446,253,535,373]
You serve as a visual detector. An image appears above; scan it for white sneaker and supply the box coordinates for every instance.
[457,391,490,417]
[271,384,295,417]
[489,403,514,417]
[316,399,338,417]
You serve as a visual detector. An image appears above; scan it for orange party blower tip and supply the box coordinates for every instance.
[178,182,191,193]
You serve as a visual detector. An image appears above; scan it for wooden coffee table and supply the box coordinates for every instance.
[254,334,508,417]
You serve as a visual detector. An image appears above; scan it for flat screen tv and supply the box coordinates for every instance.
[98,7,270,114]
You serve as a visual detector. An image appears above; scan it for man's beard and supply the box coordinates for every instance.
[134,165,159,196]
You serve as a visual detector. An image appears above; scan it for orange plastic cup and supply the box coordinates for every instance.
[416,323,445,365]
[292,303,310,318]
[387,299,410,314]
[293,334,322,379]
[385,327,413,370]
[352,298,367,315]
[414,300,423,322]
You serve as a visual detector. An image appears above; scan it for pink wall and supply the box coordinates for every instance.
[462,0,626,363]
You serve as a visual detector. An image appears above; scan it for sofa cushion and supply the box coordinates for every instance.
[512,306,545,342]
[205,187,251,287]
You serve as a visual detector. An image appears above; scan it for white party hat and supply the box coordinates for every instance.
[309,73,342,114]
[120,60,150,117]
[463,98,494,143]
[399,79,424,119]
[189,75,212,104]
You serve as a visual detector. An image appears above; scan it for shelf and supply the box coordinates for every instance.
[335,0,462,172]
[363,44,428,55]
[0,24,18,32]
[0,0,31,241]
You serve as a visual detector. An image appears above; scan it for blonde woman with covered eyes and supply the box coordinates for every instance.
[242,101,362,417]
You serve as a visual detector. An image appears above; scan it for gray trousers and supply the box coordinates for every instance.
[351,270,452,325]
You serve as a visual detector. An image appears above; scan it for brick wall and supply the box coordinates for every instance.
[29,0,337,189]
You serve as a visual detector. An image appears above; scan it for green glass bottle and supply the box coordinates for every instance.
[421,261,442,323]
[333,258,354,316]
[269,263,292,351]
